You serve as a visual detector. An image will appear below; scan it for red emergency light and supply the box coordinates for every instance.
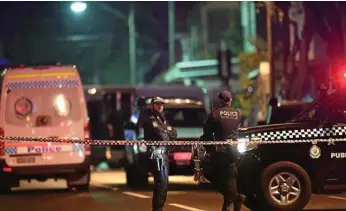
[331,64,346,89]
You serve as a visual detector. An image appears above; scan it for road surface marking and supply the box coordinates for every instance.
[91,183,119,191]
[169,203,206,211]
[167,191,187,195]
[328,196,346,201]
[122,191,151,199]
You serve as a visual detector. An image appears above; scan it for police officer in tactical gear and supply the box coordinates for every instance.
[200,90,245,211]
[143,97,177,211]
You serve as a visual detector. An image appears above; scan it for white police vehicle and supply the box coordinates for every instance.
[0,64,90,192]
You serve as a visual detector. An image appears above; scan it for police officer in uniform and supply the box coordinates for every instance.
[143,97,177,211]
[200,90,245,211]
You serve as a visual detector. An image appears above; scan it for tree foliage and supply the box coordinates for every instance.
[195,5,243,60]
[235,38,267,117]
[273,2,345,100]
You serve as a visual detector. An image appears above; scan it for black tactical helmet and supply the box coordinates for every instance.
[218,90,232,104]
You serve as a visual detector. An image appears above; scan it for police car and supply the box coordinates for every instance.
[0,65,90,192]
[235,88,346,210]
[124,85,207,188]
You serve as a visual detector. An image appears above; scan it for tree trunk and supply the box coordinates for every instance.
[280,5,290,99]
[286,23,301,100]
[290,6,314,100]
[324,2,344,65]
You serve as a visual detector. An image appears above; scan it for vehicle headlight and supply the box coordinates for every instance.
[237,137,259,153]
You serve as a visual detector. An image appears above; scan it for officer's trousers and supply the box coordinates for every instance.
[149,156,169,211]
[203,152,240,211]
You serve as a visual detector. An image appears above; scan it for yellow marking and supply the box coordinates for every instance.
[7,72,76,79]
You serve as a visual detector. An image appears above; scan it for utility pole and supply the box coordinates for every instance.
[168,1,175,68]
[129,3,136,85]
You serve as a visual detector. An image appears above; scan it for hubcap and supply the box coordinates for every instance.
[269,172,301,206]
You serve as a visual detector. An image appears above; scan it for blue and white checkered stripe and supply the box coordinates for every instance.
[72,144,85,152]
[6,80,80,89]
[249,126,346,141]
[5,148,17,155]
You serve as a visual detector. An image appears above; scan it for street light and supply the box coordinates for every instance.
[69,2,137,84]
[70,2,87,13]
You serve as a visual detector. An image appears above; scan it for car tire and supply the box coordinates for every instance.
[125,165,135,186]
[0,187,11,195]
[125,156,148,189]
[68,170,91,192]
[132,163,149,189]
[126,167,148,189]
[260,161,312,211]
[74,183,90,192]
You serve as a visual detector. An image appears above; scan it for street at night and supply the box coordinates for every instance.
[2,1,346,211]
[1,170,345,211]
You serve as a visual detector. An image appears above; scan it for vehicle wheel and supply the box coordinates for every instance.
[0,187,11,194]
[126,167,148,188]
[125,158,148,189]
[260,161,311,211]
[74,183,90,192]
[125,165,135,186]
[132,163,149,189]
[68,170,91,192]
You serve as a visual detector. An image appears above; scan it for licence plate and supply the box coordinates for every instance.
[17,157,35,164]
[176,160,191,166]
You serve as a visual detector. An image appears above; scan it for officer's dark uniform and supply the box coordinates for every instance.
[200,91,244,211]
[143,97,177,211]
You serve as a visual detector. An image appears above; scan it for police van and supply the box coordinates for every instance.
[235,87,346,210]
[0,65,90,192]
[124,85,207,188]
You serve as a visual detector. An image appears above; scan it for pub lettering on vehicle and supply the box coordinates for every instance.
[331,152,346,159]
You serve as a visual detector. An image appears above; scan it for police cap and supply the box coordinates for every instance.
[151,96,165,105]
[218,90,232,103]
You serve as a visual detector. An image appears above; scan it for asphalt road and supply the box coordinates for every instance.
[1,170,346,211]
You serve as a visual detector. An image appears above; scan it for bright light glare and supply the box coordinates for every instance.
[54,94,70,117]
[71,2,87,13]
[88,88,97,95]
[344,72,346,78]
[237,138,248,153]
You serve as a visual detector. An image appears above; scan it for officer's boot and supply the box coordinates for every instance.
[233,194,246,211]
[221,203,231,211]
[221,198,231,211]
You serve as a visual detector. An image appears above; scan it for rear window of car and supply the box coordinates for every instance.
[5,87,82,127]
[269,104,311,124]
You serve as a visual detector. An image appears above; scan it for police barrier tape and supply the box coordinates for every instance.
[0,136,343,146]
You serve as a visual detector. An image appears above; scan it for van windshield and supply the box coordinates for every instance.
[163,108,207,127]
[5,87,81,127]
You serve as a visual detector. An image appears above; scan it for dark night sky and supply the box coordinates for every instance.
[0,1,197,54]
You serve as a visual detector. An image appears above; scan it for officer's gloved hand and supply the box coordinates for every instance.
[159,132,170,141]
[166,125,177,141]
